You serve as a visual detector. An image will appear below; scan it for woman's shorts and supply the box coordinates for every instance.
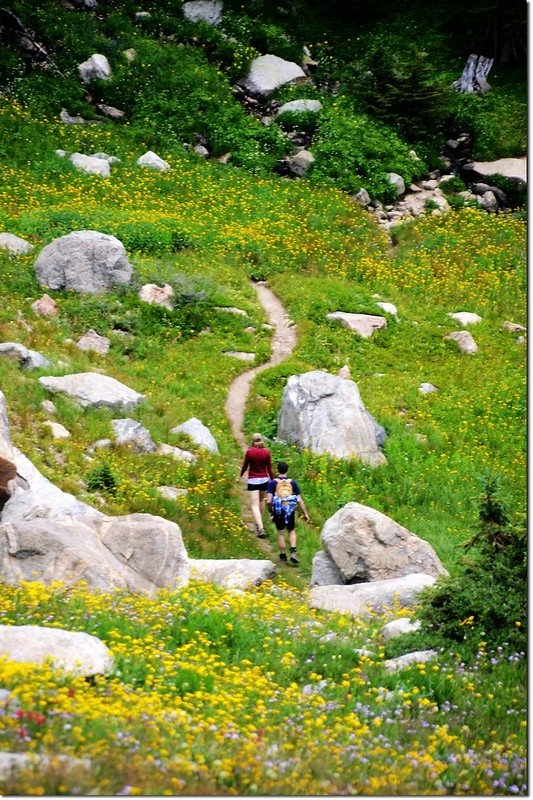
[247,480,269,492]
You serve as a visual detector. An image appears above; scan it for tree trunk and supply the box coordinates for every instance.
[453,54,494,94]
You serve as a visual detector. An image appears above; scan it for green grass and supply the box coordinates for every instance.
[0,100,525,579]
[0,3,527,794]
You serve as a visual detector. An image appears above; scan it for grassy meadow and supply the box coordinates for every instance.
[0,18,527,795]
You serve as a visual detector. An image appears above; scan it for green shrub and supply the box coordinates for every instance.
[309,101,424,200]
[414,476,527,658]
[275,110,319,134]
[449,76,527,160]
[86,462,118,495]
[439,176,466,194]
[113,221,191,254]
[97,38,288,171]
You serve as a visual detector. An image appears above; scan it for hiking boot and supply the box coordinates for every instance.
[289,548,299,565]
[279,552,287,563]
[255,524,266,539]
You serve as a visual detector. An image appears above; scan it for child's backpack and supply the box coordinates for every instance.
[272,478,298,522]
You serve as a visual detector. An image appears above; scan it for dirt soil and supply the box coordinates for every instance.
[224,282,296,448]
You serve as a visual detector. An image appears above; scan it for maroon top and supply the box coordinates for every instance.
[240,447,274,480]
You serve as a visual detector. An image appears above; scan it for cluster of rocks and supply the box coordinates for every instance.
[56,147,171,176]
[0,390,276,598]
[307,502,446,668]
[310,502,444,626]
[354,141,526,229]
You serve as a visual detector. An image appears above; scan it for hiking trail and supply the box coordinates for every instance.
[225,282,297,556]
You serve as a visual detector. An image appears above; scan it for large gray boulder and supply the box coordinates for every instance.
[0,393,18,509]
[77,53,111,83]
[170,417,219,454]
[189,558,276,589]
[0,343,51,370]
[39,372,144,411]
[0,624,113,676]
[309,574,437,618]
[182,0,223,25]
[277,370,387,466]
[471,157,526,182]
[34,231,132,293]
[320,502,447,583]
[243,54,306,96]
[0,513,189,595]
[3,448,104,523]
[0,397,190,596]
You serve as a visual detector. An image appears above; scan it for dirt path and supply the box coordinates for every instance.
[225,282,297,448]
[225,282,299,564]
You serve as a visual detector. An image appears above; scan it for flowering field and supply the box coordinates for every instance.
[0,580,527,796]
[0,84,527,796]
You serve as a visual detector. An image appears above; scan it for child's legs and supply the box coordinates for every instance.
[277,531,287,552]
[288,529,297,549]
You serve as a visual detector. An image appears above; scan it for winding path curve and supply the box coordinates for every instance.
[225,282,297,448]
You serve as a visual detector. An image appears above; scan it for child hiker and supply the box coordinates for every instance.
[267,461,310,565]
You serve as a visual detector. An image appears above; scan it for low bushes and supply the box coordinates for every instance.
[309,101,424,199]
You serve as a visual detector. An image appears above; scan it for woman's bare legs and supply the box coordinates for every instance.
[249,489,265,533]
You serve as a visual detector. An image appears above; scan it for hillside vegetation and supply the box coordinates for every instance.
[0,0,527,795]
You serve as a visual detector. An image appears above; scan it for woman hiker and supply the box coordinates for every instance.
[239,433,274,538]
